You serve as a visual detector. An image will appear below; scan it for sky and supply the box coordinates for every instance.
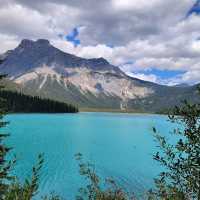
[0,0,200,85]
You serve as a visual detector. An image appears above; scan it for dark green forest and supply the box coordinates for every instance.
[0,90,78,113]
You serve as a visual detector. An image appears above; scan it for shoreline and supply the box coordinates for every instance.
[6,110,168,116]
[80,107,155,114]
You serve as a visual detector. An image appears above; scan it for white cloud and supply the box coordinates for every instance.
[171,70,200,85]
[0,34,18,53]
[0,4,54,39]
[112,0,160,10]
[126,72,158,83]
[0,0,200,85]
[191,40,200,53]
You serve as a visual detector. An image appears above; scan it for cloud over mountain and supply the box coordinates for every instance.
[0,0,200,85]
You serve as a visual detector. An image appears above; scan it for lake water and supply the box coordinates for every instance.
[4,112,176,199]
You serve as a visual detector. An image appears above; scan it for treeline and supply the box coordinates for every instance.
[0,90,78,113]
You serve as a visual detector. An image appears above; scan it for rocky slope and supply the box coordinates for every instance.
[0,39,198,111]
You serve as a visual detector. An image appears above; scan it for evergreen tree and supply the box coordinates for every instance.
[0,75,47,200]
[0,74,16,199]
[150,87,200,199]
[0,90,78,113]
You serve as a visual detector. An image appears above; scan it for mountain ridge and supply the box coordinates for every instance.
[0,39,123,77]
[0,39,198,112]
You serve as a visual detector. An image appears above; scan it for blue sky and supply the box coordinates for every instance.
[137,69,185,79]
[120,62,185,82]
[65,27,80,47]
[0,0,200,85]
[187,0,200,16]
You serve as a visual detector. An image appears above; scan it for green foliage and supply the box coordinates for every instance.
[42,193,61,200]
[0,75,54,200]
[150,88,200,199]
[4,154,44,200]
[0,90,78,113]
[0,74,15,199]
[75,153,130,200]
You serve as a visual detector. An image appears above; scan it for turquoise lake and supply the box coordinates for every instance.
[4,112,176,199]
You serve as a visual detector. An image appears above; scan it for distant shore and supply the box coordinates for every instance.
[79,107,155,114]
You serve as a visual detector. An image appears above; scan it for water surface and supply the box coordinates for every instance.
[4,112,175,199]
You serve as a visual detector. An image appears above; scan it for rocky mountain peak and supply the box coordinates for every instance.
[19,39,50,49]
[88,57,110,65]
[19,39,34,48]
[36,39,50,45]
[0,38,124,77]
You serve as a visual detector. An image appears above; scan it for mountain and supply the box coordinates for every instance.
[174,83,190,88]
[0,39,199,112]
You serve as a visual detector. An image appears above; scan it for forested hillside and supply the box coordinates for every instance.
[0,90,78,113]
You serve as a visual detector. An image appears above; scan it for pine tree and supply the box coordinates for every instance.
[0,90,78,113]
